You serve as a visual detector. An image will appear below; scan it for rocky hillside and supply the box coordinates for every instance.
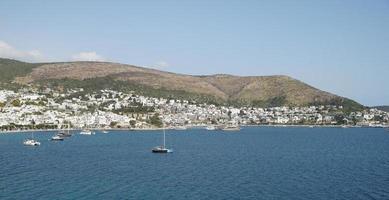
[0,58,363,109]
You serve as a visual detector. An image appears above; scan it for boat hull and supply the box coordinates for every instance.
[51,138,64,141]
[222,128,240,131]
[152,147,173,153]
[152,149,169,153]
[23,140,41,146]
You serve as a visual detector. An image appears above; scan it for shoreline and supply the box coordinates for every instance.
[1,124,387,134]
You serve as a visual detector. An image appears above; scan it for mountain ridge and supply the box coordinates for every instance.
[0,57,364,110]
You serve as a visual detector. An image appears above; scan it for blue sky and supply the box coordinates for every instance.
[0,0,388,106]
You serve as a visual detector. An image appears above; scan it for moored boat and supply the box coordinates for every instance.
[152,146,173,153]
[79,129,95,135]
[23,132,40,146]
[51,135,64,141]
[222,124,240,131]
[206,125,216,131]
[152,126,173,153]
[23,139,41,146]
[174,126,187,130]
[56,123,72,137]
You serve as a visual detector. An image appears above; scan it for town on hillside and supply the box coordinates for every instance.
[0,87,388,132]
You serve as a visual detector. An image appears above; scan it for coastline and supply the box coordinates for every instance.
[1,124,387,134]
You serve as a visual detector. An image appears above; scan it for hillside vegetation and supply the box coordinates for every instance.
[0,58,364,110]
[0,58,40,82]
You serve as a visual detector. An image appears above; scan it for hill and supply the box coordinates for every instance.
[0,58,363,109]
[372,106,389,112]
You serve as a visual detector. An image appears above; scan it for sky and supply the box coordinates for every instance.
[0,0,388,106]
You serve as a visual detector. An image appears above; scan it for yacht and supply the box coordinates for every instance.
[58,124,72,137]
[79,129,95,135]
[152,126,173,153]
[57,131,69,137]
[174,126,187,130]
[23,139,41,146]
[206,125,216,131]
[23,132,40,146]
[51,135,64,141]
[222,124,240,131]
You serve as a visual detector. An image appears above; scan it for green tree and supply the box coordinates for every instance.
[334,114,346,125]
[148,113,162,127]
[110,121,118,128]
[129,120,136,128]
[11,99,21,107]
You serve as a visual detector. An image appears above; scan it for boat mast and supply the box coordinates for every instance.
[163,125,166,148]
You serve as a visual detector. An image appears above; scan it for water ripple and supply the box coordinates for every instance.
[1,128,389,199]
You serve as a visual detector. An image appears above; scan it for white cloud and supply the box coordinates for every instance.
[71,52,105,61]
[154,61,169,68]
[0,40,45,62]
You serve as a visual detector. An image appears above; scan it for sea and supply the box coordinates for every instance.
[1,127,389,200]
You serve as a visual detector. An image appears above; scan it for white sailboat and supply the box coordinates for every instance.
[152,126,173,153]
[174,126,187,130]
[79,129,95,135]
[23,132,41,146]
[222,124,240,131]
[52,123,71,140]
[51,135,64,141]
[58,123,72,137]
[79,124,95,135]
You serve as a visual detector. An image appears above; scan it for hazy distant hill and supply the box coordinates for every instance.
[372,106,389,112]
[0,58,363,110]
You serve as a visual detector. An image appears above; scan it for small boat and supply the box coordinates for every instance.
[58,124,72,137]
[152,146,173,153]
[57,132,70,137]
[174,126,187,130]
[79,129,95,135]
[23,139,41,146]
[222,124,240,131]
[102,130,109,134]
[152,126,173,153]
[206,125,216,131]
[51,135,64,141]
[23,132,40,146]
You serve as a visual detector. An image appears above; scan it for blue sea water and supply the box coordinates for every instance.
[1,127,389,200]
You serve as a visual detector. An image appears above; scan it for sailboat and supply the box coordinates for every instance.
[80,129,95,135]
[206,125,217,130]
[23,132,41,146]
[58,123,72,137]
[152,126,173,153]
[79,124,95,135]
[51,123,70,141]
[222,124,240,131]
[50,134,64,141]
